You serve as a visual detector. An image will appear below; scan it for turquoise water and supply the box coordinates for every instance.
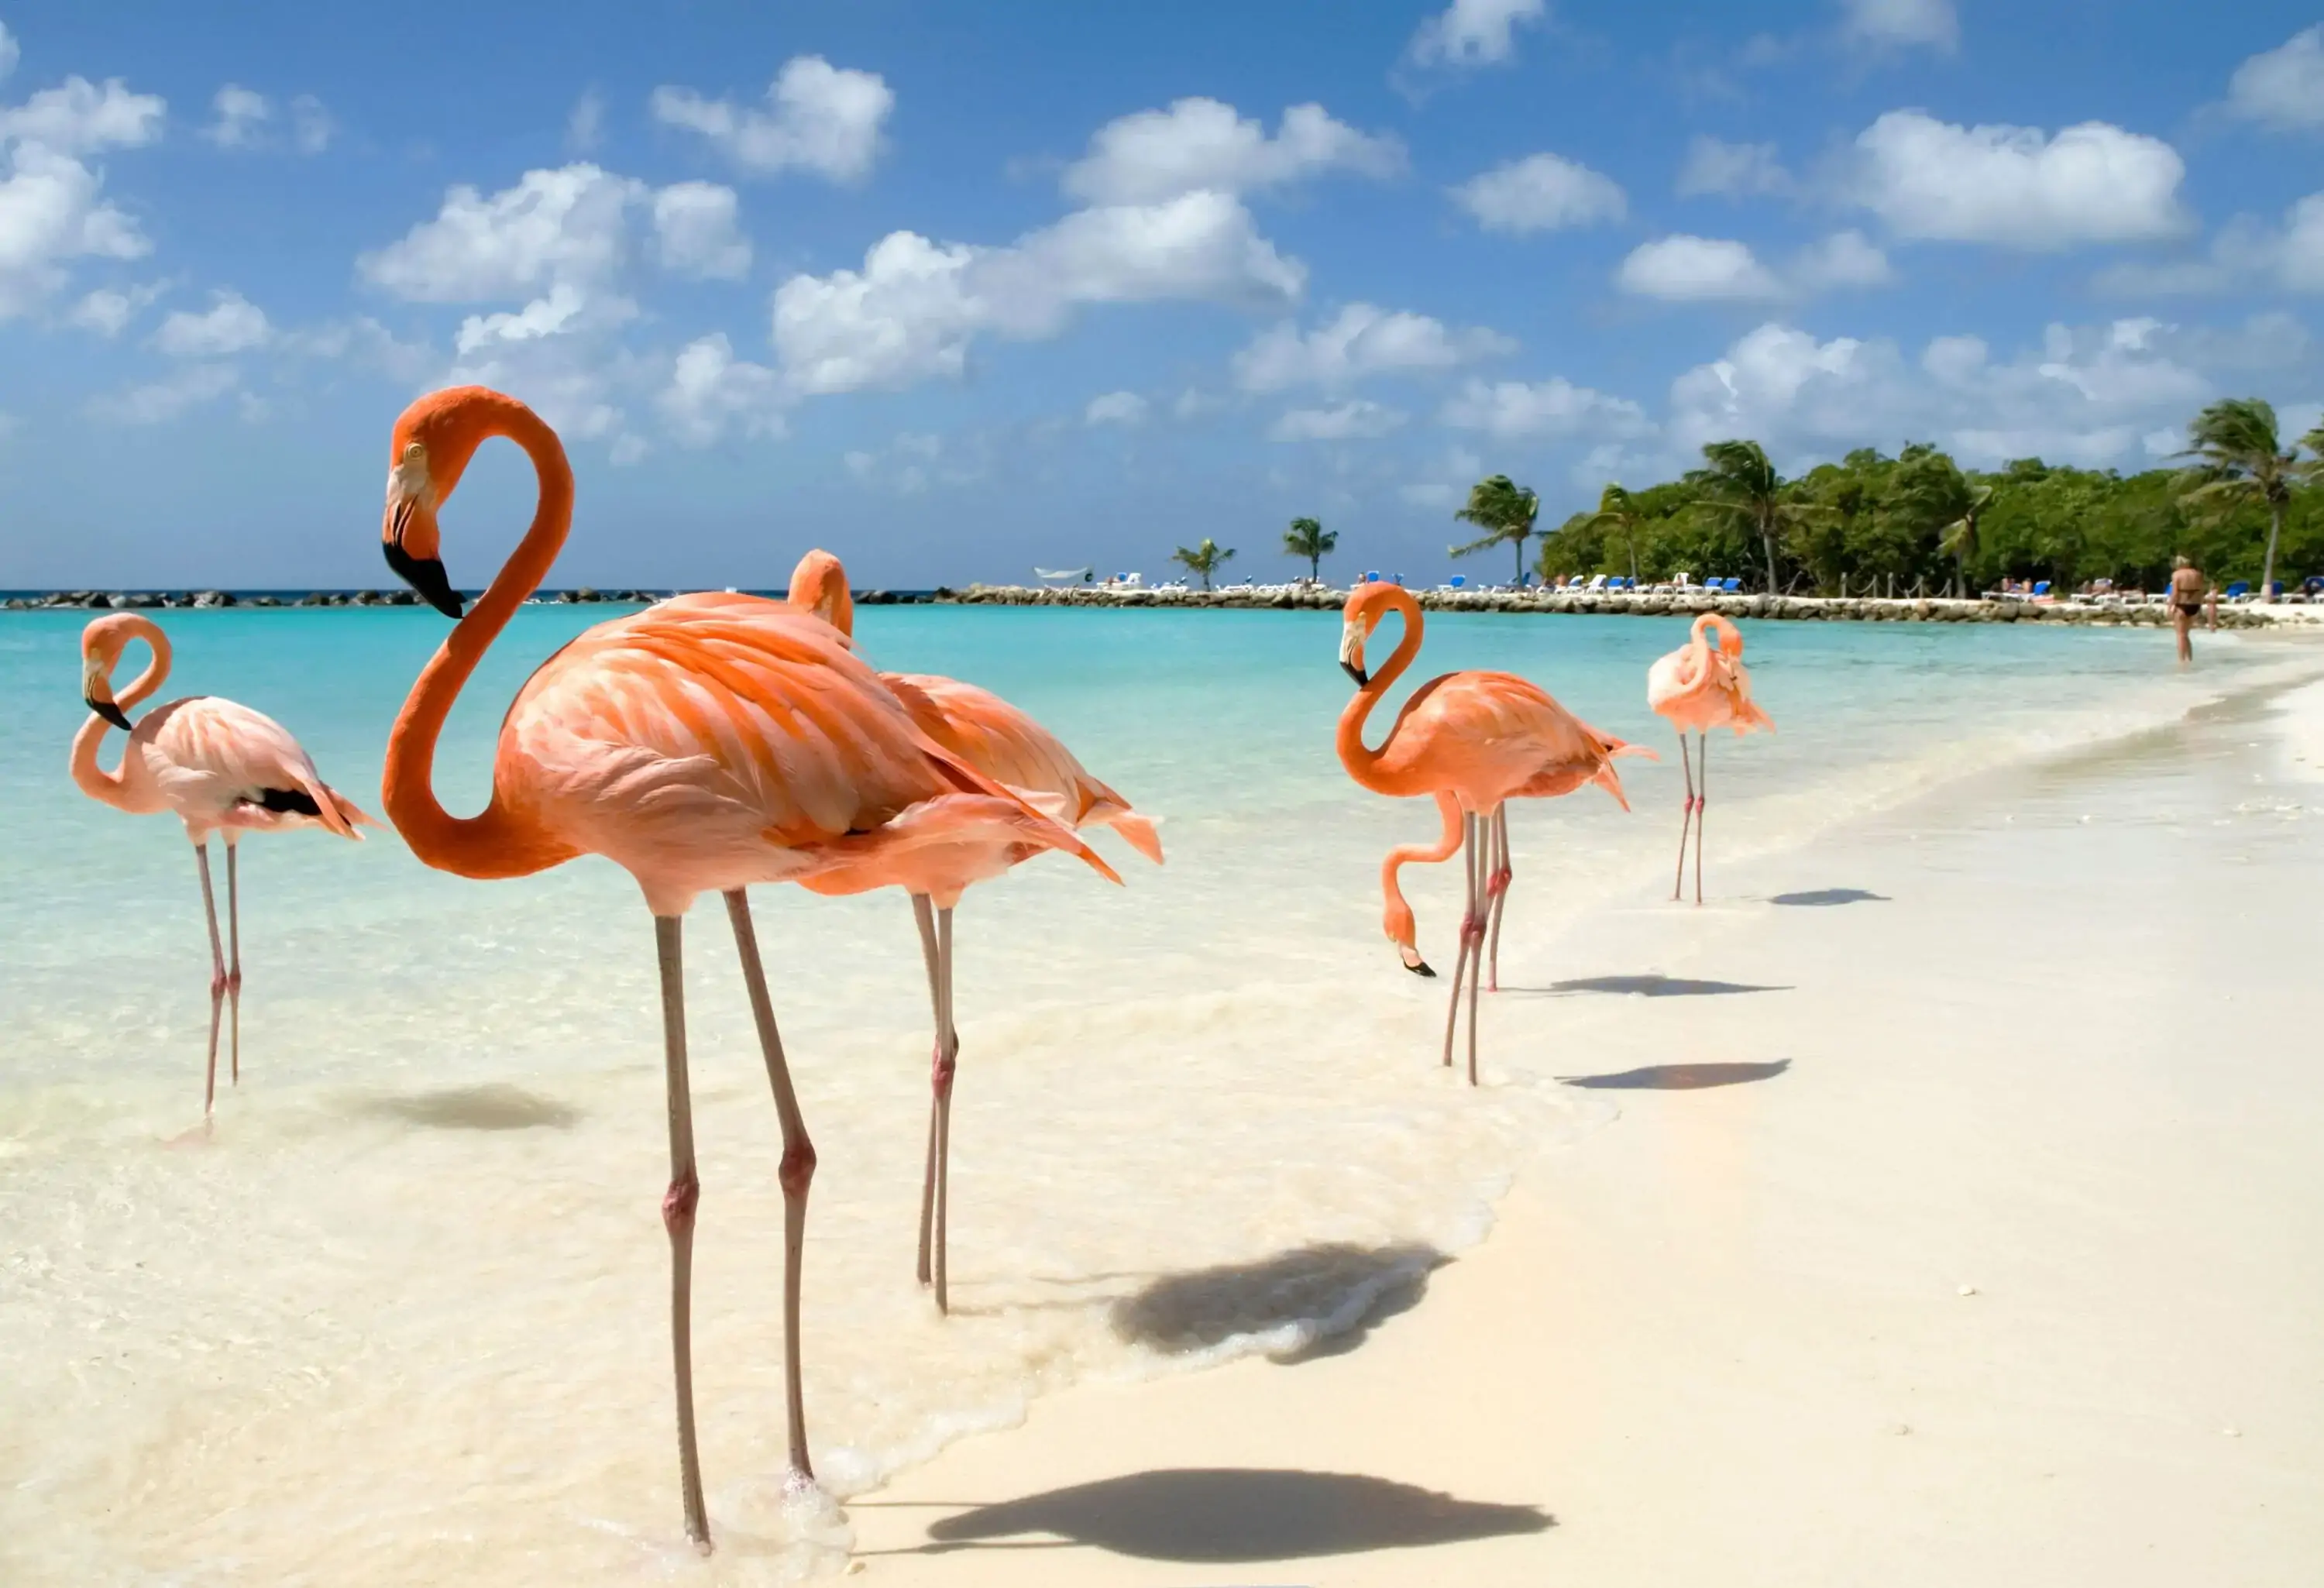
[0,603,2302,1583]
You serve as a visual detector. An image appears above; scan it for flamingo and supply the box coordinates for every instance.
[372,387,1116,1551]
[1336,583,1646,1081]
[786,549,1161,1313]
[1380,792,1463,977]
[68,613,374,1112]
[1646,613,1773,904]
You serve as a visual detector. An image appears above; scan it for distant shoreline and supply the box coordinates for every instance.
[8,583,2317,628]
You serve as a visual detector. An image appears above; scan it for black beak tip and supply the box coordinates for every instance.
[1341,660,1369,687]
[384,542,466,620]
[1407,959,1437,978]
[88,696,133,731]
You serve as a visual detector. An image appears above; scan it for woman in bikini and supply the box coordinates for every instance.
[2169,556,2212,665]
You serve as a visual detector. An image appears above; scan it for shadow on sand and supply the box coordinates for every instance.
[1769,888,1890,906]
[898,1468,1552,1562]
[1560,1059,1790,1091]
[358,1083,583,1131]
[1522,973,1789,998]
[1109,1242,1446,1365]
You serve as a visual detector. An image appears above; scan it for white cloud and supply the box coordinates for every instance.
[1791,229,1895,291]
[1837,0,1958,54]
[1270,400,1405,442]
[359,163,645,303]
[651,56,892,183]
[567,88,605,154]
[153,289,270,356]
[0,76,164,154]
[772,190,1303,395]
[204,84,268,148]
[0,144,153,318]
[452,281,594,356]
[2225,26,2324,131]
[651,181,750,279]
[1676,136,1793,198]
[86,363,241,424]
[2094,191,2324,297]
[1064,98,1403,205]
[1450,152,1624,233]
[1403,0,1548,70]
[657,332,785,446]
[1617,235,1784,301]
[68,279,164,335]
[1085,390,1148,426]
[1439,376,1651,438]
[290,94,332,155]
[1847,110,2187,248]
[1233,302,1512,391]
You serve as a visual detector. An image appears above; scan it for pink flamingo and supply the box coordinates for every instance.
[69,613,374,1112]
[1381,792,1463,977]
[1336,584,1647,1080]
[1647,613,1773,904]
[374,387,1116,1550]
[787,549,1160,1313]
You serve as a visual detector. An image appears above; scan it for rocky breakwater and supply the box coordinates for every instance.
[3,587,673,611]
[948,583,2316,628]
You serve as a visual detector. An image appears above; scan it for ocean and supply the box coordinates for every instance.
[0,602,2302,1583]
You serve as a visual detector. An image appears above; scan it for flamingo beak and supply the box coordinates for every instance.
[83,659,132,730]
[1338,619,1368,686]
[383,538,466,620]
[87,695,132,731]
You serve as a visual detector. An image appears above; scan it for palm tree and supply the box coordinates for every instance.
[2178,398,2299,599]
[1580,483,1648,585]
[1171,537,1235,591]
[1282,517,1337,584]
[1891,447,1992,596]
[1449,474,1541,586]
[1684,440,1825,593]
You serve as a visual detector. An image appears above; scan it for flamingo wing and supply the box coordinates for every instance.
[140,696,371,837]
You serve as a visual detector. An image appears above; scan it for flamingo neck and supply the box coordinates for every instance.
[68,618,171,810]
[1337,589,1425,796]
[383,401,582,879]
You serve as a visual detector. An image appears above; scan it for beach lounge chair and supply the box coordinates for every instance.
[2225,581,2250,600]
[2031,580,2051,599]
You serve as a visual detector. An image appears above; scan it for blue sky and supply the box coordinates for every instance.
[2,0,2321,589]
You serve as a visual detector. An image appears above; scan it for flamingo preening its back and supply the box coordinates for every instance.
[1647,613,1774,904]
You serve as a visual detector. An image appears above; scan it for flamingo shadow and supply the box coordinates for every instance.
[898,1469,1552,1562]
[358,1083,583,1131]
[1559,1059,1790,1091]
[1769,888,1890,906]
[1109,1242,1446,1365]
[1519,974,1789,998]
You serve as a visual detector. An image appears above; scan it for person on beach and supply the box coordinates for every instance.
[2169,557,2214,664]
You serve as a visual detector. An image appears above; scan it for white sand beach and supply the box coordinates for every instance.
[849,667,2324,1586]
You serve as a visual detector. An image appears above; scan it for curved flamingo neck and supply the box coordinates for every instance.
[69,617,172,809]
[383,400,582,879]
[1337,589,1425,796]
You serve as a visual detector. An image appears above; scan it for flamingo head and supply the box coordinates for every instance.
[1338,582,1403,686]
[787,548,855,639]
[380,387,511,620]
[78,614,140,730]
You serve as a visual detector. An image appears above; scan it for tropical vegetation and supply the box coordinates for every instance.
[1449,474,1541,585]
[1282,516,1336,583]
[1171,536,1236,590]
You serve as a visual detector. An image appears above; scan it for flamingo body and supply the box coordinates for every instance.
[1648,613,1773,904]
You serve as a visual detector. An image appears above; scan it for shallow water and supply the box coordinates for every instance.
[0,604,2307,1583]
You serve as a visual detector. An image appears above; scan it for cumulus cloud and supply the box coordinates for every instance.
[1085,390,1148,426]
[1063,98,1403,205]
[0,74,164,153]
[69,279,165,336]
[651,57,892,183]
[1439,376,1650,438]
[153,288,270,356]
[772,190,1303,395]
[1450,152,1624,233]
[656,332,784,447]
[1617,235,1784,301]
[651,181,751,279]
[0,142,155,319]
[1846,110,2188,248]
[204,84,268,147]
[2225,27,2324,132]
[1836,0,1958,55]
[85,363,241,424]
[1791,229,1895,290]
[1676,136,1793,198]
[359,164,650,303]
[1403,0,1548,70]
[1269,399,1405,442]
[1232,303,1512,392]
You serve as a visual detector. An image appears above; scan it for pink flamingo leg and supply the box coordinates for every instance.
[1673,730,1696,902]
[1439,813,1472,1068]
[651,915,710,1549]
[723,889,817,1483]
[1464,813,1485,1085]
[1483,806,1512,992]
[912,895,942,1291]
[225,837,242,1086]
[194,844,226,1115]
[930,906,957,1315]
[1693,732,1709,906]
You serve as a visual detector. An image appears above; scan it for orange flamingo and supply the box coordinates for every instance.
[1647,613,1773,904]
[1336,584,1646,1081]
[69,613,373,1112]
[1380,792,1463,976]
[373,387,1116,1550]
[786,549,1160,1313]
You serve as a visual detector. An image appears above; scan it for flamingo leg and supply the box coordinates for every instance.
[930,905,957,1316]
[1693,733,1709,906]
[1440,813,1477,1070]
[225,837,242,1087]
[1484,806,1512,992]
[912,895,942,1291]
[723,889,817,1484]
[651,915,711,1550]
[1464,813,1485,1086]
[1673,730,1696,902]
[194,843,225,1115]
